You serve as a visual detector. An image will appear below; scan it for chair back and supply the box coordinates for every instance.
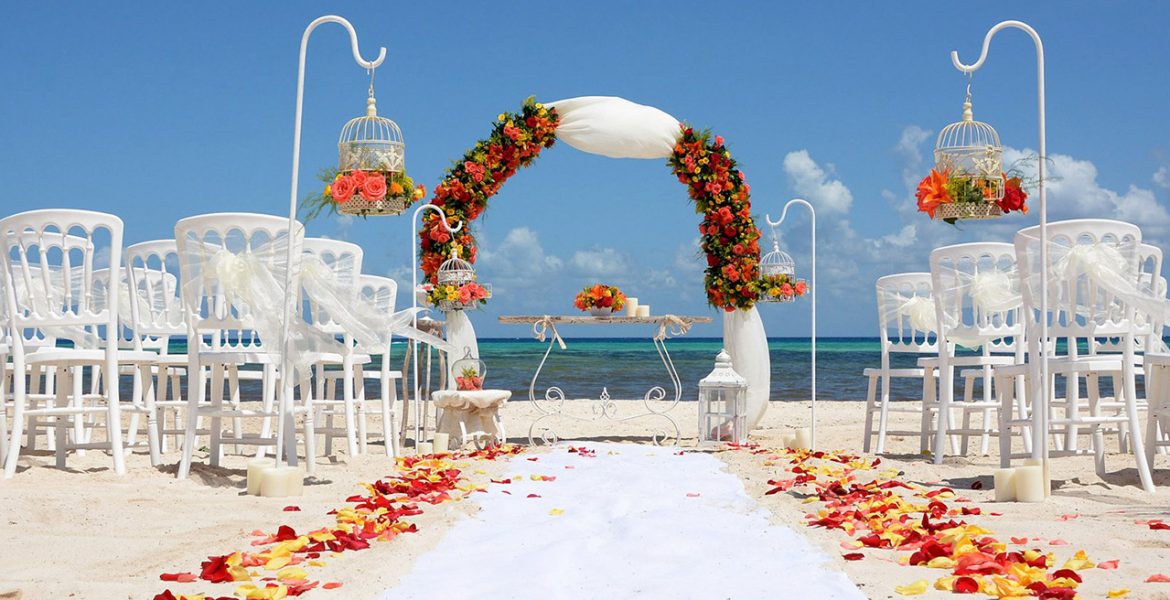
[174,212,302,354]
[875,272,938,358]
[929,242,1023,354]
[0,209,123,357]
[1014,219,1145,345]
[124,239,186,351]
[302,238,363,335]
[358,274,399,370]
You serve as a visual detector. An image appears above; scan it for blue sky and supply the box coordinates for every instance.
[3,2,1169,338]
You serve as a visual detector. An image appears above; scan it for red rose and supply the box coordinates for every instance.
[733,243,745,255]
[360,174,387,200]
[723,226,737,237]
[707,254,719,267]
[349,170,368,186]
[331,175,355,203]
[998,176,1029,214]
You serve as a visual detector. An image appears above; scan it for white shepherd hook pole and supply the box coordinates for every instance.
[411,204,462,449]
[949,21,1048,491]
[766,199,817,450]
[276,16,386,469]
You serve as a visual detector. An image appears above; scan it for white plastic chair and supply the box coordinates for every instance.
[0,209,159,478]
[173,213,306,479]
[862,273,943,454]
[302,238,370,459]
[352,274,403,457]
[1010,219,1154,492]
[928,242,1025,461]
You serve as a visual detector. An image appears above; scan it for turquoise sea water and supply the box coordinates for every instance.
[475,337,891,402]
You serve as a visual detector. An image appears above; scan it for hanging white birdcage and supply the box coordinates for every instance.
[759,235,798,303]
[932,89,1005,221]
[437,248,476,287]
[452,348,487,391]
[336,77,408,217]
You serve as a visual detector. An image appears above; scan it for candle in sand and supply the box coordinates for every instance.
[246,458,271,496]
[993,468,1017,502]
[433,432,450,453]
[259,466,304,498]
[1014,465,1045,502]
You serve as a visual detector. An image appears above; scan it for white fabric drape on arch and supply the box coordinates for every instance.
[722,307,771,429]
[547,96,681,159]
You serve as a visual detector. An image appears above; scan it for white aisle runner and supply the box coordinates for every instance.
[382,443,863,599]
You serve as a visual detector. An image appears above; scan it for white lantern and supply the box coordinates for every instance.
[698,349,749,445]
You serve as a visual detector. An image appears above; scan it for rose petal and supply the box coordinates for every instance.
[1099,559,1120,570]
[1049,538,1069,546]
[1146,574,1170,583]
[954,576,980,594]
[842,553,864,561]
[1010,537,1029,545]
[1107,589,1130,598]
[686,492,701,498]
[324,582,343,589]
[895,580,929,596]
[282,506,301,512]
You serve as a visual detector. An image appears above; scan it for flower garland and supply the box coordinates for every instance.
[418,99,764,312]
[668,127,760,310]
[419,97,559,284]
[154,445,524,600]
[423,281,491,309]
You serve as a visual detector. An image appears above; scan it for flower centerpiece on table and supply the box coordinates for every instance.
[757,273,808,302]
[423,281,491,311]
[300,167,427,220]
[574,283,627,316]
[916,168,1028,222]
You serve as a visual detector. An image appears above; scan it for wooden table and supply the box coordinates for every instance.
[498,314,712,445]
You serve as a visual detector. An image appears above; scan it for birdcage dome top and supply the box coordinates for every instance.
[453,348,487,390]
[759,240,796,277]
[933,99,1003,178]
[338,93,406,174]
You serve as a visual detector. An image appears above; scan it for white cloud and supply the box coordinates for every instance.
[1155,166,1169,189]
[894,125,932,190]
[478,227,563,278]
[570,247,629,278]
[782,150,853,215]
[1004,147,1170,236]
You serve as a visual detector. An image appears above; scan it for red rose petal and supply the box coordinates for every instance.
[842,552,864,561]
[954,576,980,594]
[283,506,301,512]
[1147,574,1170,583]
[1011,537,1028,545]
[1098,559,1120,570]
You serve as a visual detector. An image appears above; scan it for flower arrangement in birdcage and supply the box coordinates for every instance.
[757,237,807,303]
[422,281,491,311]
[300,87,427,219]
[301,167,427,220]
[574,283,626,316]
[916,94,1029,223]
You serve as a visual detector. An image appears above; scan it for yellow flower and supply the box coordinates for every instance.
[497,113,506,121]
[324,184,331,197]
[535,103,544,109]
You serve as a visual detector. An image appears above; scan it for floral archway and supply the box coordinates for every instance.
[417,96,772,428]
[417,97,761,312]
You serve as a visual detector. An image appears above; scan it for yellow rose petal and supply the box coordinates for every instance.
[1108,588,1131,598]
[895,580,929,596]
[549,508,564,516]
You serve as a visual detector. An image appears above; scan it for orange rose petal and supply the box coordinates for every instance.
[1147,574,1170,583]
[1099,559,1120,570]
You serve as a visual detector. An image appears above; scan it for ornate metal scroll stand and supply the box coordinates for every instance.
[498,315,711,446]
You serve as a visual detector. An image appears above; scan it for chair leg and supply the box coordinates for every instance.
[876,373,893,455]
[177,361,204,480]
[228,365,243,455]
[257,365,276,458]
[208,364,224,468]
[106,361,126,476]
[55,368,71,469]
[355,364,369,455]
[300,374,316,476]
[1145,366,1162,472]
[933,363,955,465]
[142,364,161,467]
[920,368,935,453]
[1125,364,1156,493]
[72,366,87,457]
[862,374,877,453]
[960,375,975,456]
[343,360,359,458]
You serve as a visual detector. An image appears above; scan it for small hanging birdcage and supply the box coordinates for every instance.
[336,74,409,217]
[437,246,477,286]
[758,235,800,303]
[932,88,1005,221]
[452,348,487,391]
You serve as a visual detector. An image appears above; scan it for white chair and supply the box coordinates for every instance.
[352,274,403,457]
[302,238,370,459]
[123,240,195,453]
[928,242,1025,461]
[863,273,942,454]
[0,209,159,478]
[173,213,306,478]
[1008,219,1154,492]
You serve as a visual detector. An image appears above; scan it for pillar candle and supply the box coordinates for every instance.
[625,297,639,317]
[259,466,305,498]
[793,427,812,450]
[1023,457,1043,467]
[433,432,450,453]
[416,442,434,456]
[993,468,1017,502]
[1014,465,1045,502]
[636,305,650,318]
[780,433,795,449]
[246,458,271,496]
